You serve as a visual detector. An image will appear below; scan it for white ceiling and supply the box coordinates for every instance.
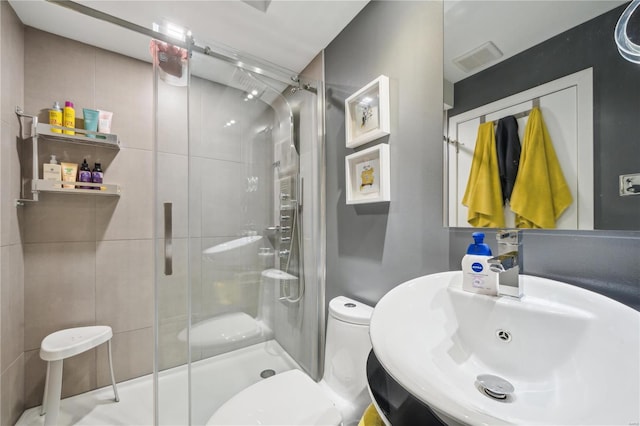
[9,0,369,77]
[9,1,627,86]
[444,0,627,83]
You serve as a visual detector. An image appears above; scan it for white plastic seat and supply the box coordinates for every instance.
[207,369,342,426]
[40,326,119,426]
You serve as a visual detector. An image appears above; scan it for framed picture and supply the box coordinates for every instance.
[345,144,390,204]
[345,75,390,148]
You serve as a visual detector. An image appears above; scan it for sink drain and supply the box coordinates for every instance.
[496,329,512,342]
[476,374,514,400]
[260,369,276,379]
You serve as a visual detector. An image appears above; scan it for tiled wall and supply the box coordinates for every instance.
[21,28,154,408]
[0,2,25,424]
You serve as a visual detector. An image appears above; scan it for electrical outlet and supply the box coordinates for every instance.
[619,173,640,196]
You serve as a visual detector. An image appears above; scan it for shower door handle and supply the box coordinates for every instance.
[164,202,173,276]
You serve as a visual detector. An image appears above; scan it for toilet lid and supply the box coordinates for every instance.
[207,369,342,426]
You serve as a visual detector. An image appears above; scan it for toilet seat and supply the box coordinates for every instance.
[207,369,342,426]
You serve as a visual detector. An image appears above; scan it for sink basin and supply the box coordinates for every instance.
[369,271,640,425]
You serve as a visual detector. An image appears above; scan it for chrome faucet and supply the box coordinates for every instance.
[488,230,523,298]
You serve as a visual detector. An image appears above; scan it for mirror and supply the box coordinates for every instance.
[444,1,640,231]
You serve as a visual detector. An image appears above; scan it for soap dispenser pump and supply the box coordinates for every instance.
[461,232,498,295]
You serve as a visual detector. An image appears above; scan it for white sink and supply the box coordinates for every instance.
[370,271,640,425]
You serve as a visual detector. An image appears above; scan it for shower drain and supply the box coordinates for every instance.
[260,369,276,379]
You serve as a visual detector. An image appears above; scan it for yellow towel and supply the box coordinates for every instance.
[510,107,573,228]
[462,122,505,228]
[358,403,385,426]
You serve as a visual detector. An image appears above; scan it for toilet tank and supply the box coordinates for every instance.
[322,296,374,401]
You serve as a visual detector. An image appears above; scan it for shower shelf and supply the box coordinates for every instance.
[32,179,121,196]
[15,106,122,204]
[33,122,120,149]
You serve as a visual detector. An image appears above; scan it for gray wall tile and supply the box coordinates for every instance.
[23,346,97,409]
[19,26,156,405]
[189,157,203,238]
[196,81,244,162]
[156,237,189,322]
[96,327,153,387]
[189,77,204,159]
[157,319,188,371]
[24,242,96,351]
[1,244,24,373]
[1,114,22,246]
[0,248,2,375]
[157,80,188,155]
[23,194,96,243]
[95,147,153,241]
[156,152,189,239]
[95,239,153,333]
[24,28,95,126]
[95,49,153,151]
[0,2,25,420]
[22,349,44,410]
[199,158,245,238]
[1,354,24,425]
[1,1,24,126]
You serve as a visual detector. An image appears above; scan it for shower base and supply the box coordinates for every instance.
[16,339,301,426]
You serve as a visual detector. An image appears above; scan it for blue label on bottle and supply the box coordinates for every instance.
[471,262,483,273]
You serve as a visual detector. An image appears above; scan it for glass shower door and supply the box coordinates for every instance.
[187,51,306,424]
[152,39,191,425]
[154,42,323,425]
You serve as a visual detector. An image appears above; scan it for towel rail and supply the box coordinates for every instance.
[444,136,464,153]
[480,97,540,124]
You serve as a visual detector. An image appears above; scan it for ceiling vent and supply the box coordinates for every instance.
[452,41,503,73]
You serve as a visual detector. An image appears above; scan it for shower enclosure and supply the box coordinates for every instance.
[152,39,325,424]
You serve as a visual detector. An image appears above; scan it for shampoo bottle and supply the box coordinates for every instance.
[461,232,498,295]
[43,155,62,188]
[49,102,62,134]
[78,159,92,189]
[63,101,75,135]
[91,162,103,190]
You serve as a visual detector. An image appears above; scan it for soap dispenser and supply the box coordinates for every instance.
[461,232,498,295]
[43,154,62,188]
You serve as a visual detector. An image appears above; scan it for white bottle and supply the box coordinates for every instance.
[43,154,62,188]
[461,232,498,295]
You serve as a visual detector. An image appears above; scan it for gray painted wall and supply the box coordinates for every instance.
[324,1,448,307]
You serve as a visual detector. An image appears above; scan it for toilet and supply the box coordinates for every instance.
[207,296,374,426]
